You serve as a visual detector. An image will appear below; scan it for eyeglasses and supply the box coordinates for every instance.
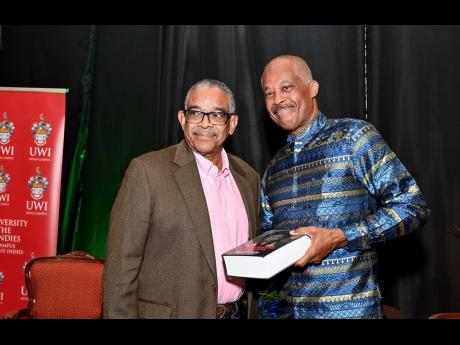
[183,109,235,125]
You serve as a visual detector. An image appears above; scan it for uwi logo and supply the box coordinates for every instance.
[28,167,48,200]
[31,113,52,146]
[0,165,10,193]
[0,112,15,145]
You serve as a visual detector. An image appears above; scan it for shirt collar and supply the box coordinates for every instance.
[193,149,230,180]
[287,112,327,147]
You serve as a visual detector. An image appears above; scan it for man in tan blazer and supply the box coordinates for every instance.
[103,79,260,319]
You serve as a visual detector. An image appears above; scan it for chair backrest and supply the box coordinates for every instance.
[25,251,104,319]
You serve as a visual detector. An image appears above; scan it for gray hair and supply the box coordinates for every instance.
[184,79,236,113]
[261,55,313,88]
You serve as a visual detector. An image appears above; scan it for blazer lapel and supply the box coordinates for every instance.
[229,158,257,240]
[173,140,217,280]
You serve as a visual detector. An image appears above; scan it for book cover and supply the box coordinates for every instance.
[222,230,311,279]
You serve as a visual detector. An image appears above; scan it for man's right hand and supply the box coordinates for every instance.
[290,226,348,266]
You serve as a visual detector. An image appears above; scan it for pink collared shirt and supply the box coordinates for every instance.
[193,149,248,304]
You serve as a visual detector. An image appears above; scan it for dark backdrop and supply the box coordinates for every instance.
[0,25,459,318]
[367,25,460,318]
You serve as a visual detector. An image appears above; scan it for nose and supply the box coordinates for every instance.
[198,113,213,127]
[273,91,286,106]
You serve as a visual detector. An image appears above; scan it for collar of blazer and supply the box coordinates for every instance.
[173,139,248,179]
[173,140,196,167]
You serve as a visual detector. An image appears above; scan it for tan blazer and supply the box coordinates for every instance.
[103,140,260,318]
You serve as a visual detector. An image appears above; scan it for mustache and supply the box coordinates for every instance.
[271,100,294,115]
[192,128,217,136]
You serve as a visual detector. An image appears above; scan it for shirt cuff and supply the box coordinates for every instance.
[341,223,370,252]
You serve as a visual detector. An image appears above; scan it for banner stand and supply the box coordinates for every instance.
[0,87,66,316]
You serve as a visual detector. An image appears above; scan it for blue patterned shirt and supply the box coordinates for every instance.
[260,112,429,318]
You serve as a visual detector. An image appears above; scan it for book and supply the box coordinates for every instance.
[222,230,311,279]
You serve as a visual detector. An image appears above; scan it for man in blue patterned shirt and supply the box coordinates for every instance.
[259,55,430,318]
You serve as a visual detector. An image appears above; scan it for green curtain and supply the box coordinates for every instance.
[59,25,98,254]
[67,26,165,258]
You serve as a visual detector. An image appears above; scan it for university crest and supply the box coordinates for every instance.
[31,113,52,146]
[28,167,48,200]
[0,112,15,145]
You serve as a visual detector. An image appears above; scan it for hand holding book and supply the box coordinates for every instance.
[289,226,348,266]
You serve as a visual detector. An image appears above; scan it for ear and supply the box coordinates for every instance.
[309,80,319,98]
[178,110,186,130]
[228,114,239,135]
